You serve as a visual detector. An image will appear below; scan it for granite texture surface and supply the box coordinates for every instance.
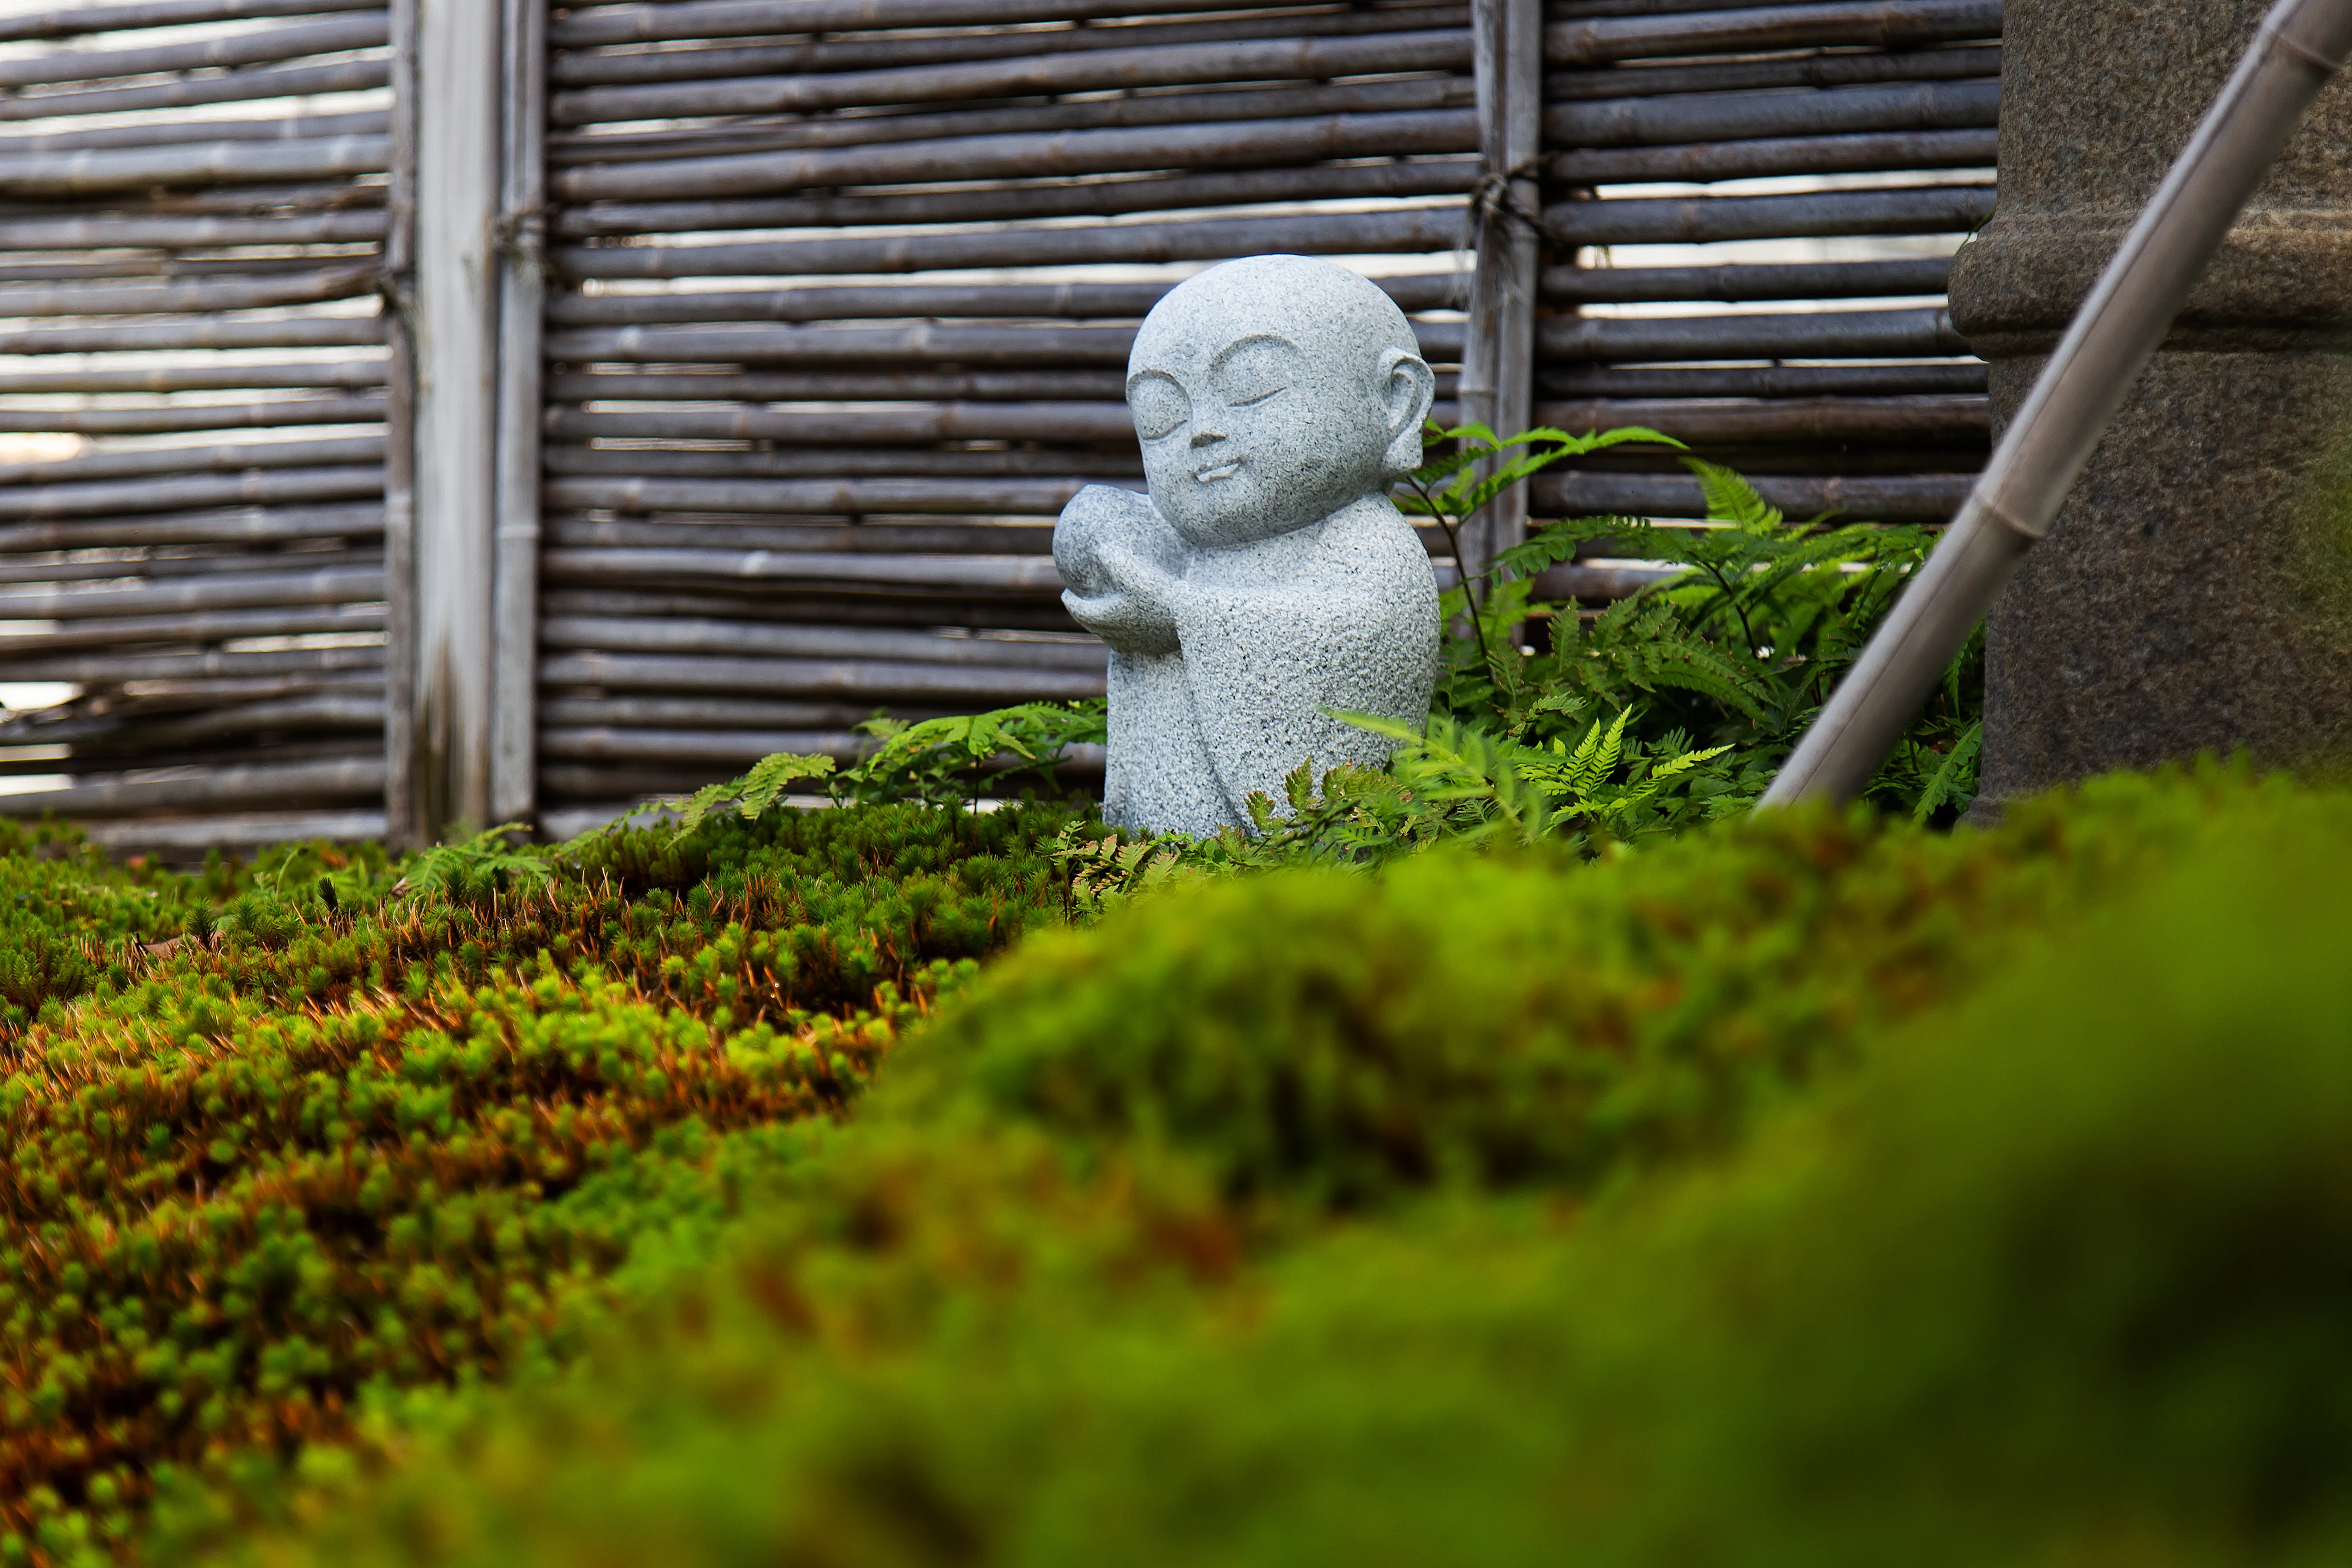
[1949,0,2352,798]
[1053,255,1441,835]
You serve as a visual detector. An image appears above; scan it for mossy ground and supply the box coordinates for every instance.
[5,768,2346,1566]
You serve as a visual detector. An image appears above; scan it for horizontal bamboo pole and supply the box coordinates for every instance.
[0,315,386,356]
[546,544,1072,590]
[93,694,388,747]
[548,447,1147,482]
[537,649,1105,702]
[0,59,390,123]
[0,565,383,621]
[0,107,386,156]
[539,727,868,764]
[549,402,1137,445]
[0,603,383,652]
[1545,78,1998,148]
[0,15,387,91]
[0,466,385,521]
[556,30,1468,124]
[0,435,382,489]
[555,76,1474,168]
[1533,396,1988,445]
[0,503,382,556]
[0,135,387,197]
[0,545,379,587]
[544,479,1127,522]
[544,613,1108,672]
[551,0,1375,49]
[0,268,379,320]
[1551,127,1996,185]
[0,210,387,249]
[44,670,383,711]
[1539,258,1950,304]
[543,586,1087,635]
[1536,363,1987,398]
[550,317,1465,367]
[539,694,904,731]
[0,397,387,436]
[0,756,384,818]
[559,212,1473,286]
[1546,0,2000,67]
[0,253,374,284]
[558,158,1479,239]
[0,0,381,46]
[551,108,1476,202]
[547,369,1129,402]
[1530,470,1973,523]
[1537,184,1994,246]
[553,5,1467,87]
[0,645,382,683]
[0,690,377,747]
[546,273,1461,326]
[1548,43,1997,102]
[0,360,386,395]
[76,810,387,856]
[545,516,1058,556]
[1538,306,1967,362]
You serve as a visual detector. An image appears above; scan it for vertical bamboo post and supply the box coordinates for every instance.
[381,0,419,851]
[491,0,546,828]
[1460,0,1542,592]
[412,0,501,836]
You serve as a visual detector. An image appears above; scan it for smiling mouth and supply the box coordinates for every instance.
[1194,461,1242,483]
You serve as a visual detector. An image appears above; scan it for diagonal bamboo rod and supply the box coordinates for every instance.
[1763,0,2352,807]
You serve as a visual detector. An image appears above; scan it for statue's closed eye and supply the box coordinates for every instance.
[1211,335,1301,407]
[1128,372,1190,441]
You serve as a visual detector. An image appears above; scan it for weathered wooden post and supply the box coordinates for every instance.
[1460,0,1542,587]
[1950,0,2352,798]
[394,0,544,844]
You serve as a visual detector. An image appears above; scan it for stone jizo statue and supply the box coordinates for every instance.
[1053,254,1442,835]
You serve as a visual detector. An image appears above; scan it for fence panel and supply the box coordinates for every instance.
[1524,0,1998,528]
[0,0,393,853]
[534,0,1481,826]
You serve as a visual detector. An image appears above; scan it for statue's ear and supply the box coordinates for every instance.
[1377,348,1437,480]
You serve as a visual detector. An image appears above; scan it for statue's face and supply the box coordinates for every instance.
[1127,326,1404,550]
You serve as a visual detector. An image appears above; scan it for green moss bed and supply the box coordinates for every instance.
[5,768,2352,1566]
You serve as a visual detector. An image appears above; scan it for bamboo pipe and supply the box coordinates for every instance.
[553,77,1474,166]
[554,30,1470,124]
[1534,185,1994,246]
[542,614,1109,670]
[0,503,383,555]
[0,59,389,123]
[1549,45,1996,101]
[556,159,1480,238]
[1550,128,1995,184]
[535,648,1105,702]
[0,0,380,45]
[1546,0,2000,66]
[553,5,1467,85]
[0,466,385,520]
[0,136,388,197]
[1764,0,2352,807]
[1546,78,1998,148]
[550,109,1476,202]
[1530,471,1973,523]
[0,397,387,436]
[1537,306,1967,363]
[556,211,1474,281]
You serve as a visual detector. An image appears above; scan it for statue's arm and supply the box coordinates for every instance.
[1054,485,1186,655]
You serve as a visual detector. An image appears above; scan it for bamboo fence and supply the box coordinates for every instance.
[0,1,393,849]
[0,0,2002,847]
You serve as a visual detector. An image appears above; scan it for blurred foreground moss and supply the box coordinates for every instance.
[137,765,2352,1568]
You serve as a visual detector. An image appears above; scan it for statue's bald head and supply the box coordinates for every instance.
[1126,256,1436,549]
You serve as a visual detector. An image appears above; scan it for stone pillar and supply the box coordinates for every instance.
[1948,0,2352,799]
